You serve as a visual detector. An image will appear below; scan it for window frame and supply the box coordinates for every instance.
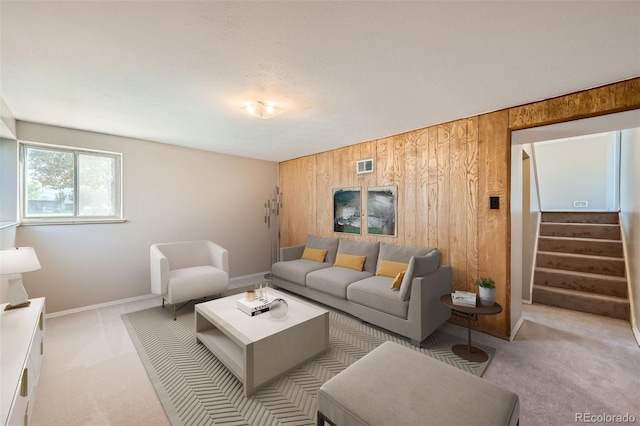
[19,141,124,225]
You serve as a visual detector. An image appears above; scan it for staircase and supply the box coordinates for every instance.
[533,212,630,320]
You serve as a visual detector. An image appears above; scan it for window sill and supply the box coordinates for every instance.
[0,221,21,230]
[19,218,127,226]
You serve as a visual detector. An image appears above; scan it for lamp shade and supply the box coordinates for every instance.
[0,247,42,275]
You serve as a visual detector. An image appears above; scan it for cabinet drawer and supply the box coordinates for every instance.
[1,297,46,426]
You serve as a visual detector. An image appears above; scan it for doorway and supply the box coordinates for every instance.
[509,109,640,339]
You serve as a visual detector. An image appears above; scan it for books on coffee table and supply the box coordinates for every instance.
[451,291,477,307]
[236,293,276,316]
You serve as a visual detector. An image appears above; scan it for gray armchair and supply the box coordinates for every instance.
[150,240,229,319]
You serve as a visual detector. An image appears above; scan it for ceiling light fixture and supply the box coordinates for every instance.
[241,101,283,119]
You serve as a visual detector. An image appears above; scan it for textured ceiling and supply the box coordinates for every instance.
[1,1,639,162]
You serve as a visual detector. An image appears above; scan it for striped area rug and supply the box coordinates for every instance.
[123,300,494,426]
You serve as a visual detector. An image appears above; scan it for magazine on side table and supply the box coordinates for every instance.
[451,291,477,307]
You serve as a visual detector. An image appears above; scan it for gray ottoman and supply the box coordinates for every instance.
[317,341,519,426]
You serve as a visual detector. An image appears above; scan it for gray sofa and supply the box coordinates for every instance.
[271,235,452,345]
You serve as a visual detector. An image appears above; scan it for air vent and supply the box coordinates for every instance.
[574,201,588,208]
[356,159,374,174]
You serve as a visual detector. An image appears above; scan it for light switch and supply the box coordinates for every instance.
[490,197,500,210]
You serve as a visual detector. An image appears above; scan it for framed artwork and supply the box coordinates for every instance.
[333,187,361,234]
[367,186,397,236]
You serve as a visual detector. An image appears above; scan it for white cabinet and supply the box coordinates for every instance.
[1,298,45,426]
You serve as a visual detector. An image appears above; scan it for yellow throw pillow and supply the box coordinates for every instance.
[334,253,366,271]
[301,247,328,263]
[377,260,409,278]
[391,271,405,290]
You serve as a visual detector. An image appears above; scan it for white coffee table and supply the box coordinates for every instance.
[195,288,329,396]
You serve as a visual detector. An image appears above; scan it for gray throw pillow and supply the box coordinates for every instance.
[398,250,441,301]
[336,239,380,275]
[306,235,340,264]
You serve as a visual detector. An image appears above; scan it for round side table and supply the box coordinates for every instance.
[440,294,502,362]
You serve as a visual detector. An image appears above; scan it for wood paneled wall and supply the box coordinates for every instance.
[279,77,640,338]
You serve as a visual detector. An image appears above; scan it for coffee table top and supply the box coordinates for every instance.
[196,288,328,345]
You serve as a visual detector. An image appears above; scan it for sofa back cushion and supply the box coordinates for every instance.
[337,239,380,275]
[377,243,435,270]
[399,250,441,301]
[306,235,340,264]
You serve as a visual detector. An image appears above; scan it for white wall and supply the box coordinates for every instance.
[620,127,640,344]
[0,95,18,225]
[15,122,278,313]
[0,138,18,224]
[0,95,18,303]
[535,133,615,211]
[0,95,17,138]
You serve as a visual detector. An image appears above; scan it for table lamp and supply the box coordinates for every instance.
[0,247,41,310]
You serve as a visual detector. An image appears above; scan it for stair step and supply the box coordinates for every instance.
[541,212,619,224]
[540,223,621,240]
[537,251,625,277]
[538,236,623,258]
[533,285,630,320]
[534,267,628,297]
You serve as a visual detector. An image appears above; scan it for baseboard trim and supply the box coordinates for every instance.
[45,293,159,319]
[229,271,271,289]
[632,325,640,348]
[45,271,271,319]
[510,315,526,341]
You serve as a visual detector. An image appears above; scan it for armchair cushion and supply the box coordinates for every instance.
[168,266,227,303]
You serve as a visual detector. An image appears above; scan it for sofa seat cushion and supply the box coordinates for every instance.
[167,266,228,303]
[272,259,333,286]
[347,276,409,319]
[307,267,373,298]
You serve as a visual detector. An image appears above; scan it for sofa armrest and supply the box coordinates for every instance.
[408,265,452,342]
[280,245,305,261]
[150,245,170,296]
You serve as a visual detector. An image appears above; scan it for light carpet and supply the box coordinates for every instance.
[122,300,494,426]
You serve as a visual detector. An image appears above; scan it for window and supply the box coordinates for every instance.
[20,142,122,223]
